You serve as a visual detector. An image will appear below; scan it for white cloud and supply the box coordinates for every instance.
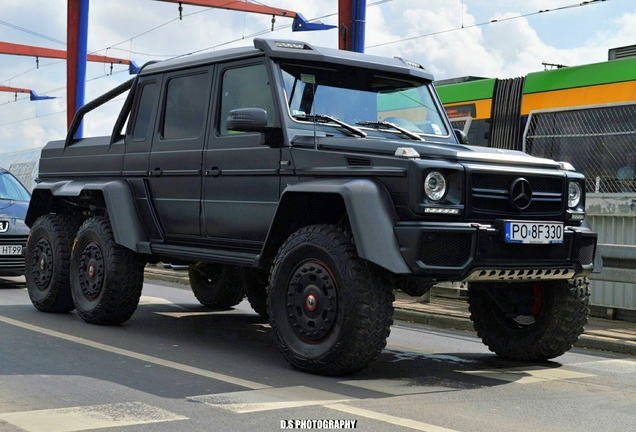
[0,0,634,153]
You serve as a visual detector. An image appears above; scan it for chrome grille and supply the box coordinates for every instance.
[469,172,564,217]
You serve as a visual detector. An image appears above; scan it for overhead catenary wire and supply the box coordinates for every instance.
[367,0,608,49]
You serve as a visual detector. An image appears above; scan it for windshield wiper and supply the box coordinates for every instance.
[294,113,367,138]
[356,121,424,141]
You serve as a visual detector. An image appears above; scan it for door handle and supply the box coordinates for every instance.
[205,167,221,177]
[149,168,163,177]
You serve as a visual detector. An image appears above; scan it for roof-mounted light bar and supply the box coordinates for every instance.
[395,57,425,70]
[275,42,306,49]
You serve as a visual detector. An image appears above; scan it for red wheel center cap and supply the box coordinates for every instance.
[305,293,317,311]
[88,264,95,279]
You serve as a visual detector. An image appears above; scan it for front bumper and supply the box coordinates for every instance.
[394,221,597,282]
[0,235,28,277]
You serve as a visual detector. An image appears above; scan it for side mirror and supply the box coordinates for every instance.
[454,129,469,144]
[227,108,269,132]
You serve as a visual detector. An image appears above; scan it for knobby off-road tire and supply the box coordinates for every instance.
[468,278,590,360]
[242,267,270,319]
[268,224,394,376]
[70,216,145,325]
[25,214,79,313]
[188,263,245,308]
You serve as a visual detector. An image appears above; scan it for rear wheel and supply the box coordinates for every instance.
[70,216,145,325]
[188,263,244,308]
[268,225,394,376]
[25,214,78,312]
[468,278,589,360]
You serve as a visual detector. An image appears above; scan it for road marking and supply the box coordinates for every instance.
[188,386,354,413]
[459,366,594,384]
[326,404,461,432]
[339,378,456,395]
[0,402,187,432]
[154,311,221,318]
[569,359,636,374]
[139,295,187,309]
[0,315,270,390]
[383,350,478,364]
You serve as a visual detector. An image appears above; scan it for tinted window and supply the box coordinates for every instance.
[163,73,209,139]
[0,172,30,201]
[132,82,158,141]
[220,63,274,135]
[281,63,449,137]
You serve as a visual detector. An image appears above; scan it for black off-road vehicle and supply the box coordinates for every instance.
[25,39,597,375]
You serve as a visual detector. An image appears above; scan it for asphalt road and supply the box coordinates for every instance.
[1,277,635,432]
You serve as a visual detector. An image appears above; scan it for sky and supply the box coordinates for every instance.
[0,0,634,153]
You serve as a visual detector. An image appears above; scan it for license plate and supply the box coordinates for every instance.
[0,245,23,255]
[504,221,563,244]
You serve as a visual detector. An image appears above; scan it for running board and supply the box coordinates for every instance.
[463,268,576,282]
[150,244,259,267]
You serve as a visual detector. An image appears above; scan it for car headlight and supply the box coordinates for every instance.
[568,181,582,208]
[425,171,447,201]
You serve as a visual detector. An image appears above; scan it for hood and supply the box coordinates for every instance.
[0,200,29,220]
[291,135,561,169]
[0,200,30,236]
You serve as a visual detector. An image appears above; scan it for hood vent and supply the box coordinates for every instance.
[346,157,372,167]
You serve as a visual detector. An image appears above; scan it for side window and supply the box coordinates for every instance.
[163,73,209,140]
[131,82,158,141]
[220,63,275,135]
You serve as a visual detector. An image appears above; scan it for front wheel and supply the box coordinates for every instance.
[70,216,145,325]
[468,278,589,360]
[268,225,394,376]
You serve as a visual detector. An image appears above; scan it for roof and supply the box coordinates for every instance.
[140,38,434,81]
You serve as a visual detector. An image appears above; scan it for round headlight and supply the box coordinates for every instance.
[568,181,582,208]
[425,171,447,201]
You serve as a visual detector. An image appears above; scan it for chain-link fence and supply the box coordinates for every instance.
[449,116,472,134]
[524,102,636,194]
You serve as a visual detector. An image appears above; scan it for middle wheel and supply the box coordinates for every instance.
[70,216,145,325]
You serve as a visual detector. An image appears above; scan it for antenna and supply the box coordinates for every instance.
[313,81,317,151]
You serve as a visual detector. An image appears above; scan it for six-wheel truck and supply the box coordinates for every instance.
[24,39,597,375]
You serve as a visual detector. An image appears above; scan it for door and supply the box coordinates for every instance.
[147,67,213,238]
[203,61,282,249]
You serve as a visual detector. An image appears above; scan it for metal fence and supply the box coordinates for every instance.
[524,104,636,312]
[523,102,636,194]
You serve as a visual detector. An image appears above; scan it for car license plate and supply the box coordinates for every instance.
[0,245,22,255]
[504,221,563,244]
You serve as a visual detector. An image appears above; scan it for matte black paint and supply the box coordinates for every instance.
[27,37,597,280]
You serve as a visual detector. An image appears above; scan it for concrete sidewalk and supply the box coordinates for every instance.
[144,266,636,356]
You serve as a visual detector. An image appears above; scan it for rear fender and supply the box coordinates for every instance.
[26,180,149,252]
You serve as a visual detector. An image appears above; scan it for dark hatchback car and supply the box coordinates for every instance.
[0,168,31,277]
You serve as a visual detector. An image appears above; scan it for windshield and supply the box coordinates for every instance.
[0,171,30,201]
[280,62,449,137]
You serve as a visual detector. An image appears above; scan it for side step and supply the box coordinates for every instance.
[150,243,259,267]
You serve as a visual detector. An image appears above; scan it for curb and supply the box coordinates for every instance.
[144,268,636,356]
[394,307,636,356]
[575,334,636,356]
